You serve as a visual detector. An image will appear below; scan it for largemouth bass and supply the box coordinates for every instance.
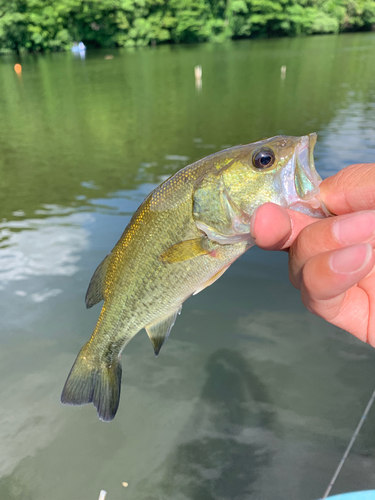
[61,133,328,421]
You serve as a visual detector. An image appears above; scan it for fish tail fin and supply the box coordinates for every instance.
[61,344,122,422]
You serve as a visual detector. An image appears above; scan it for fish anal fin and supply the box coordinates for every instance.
[160,238,212,264]
[146,306,182,356]
[193,265,230,296]
[85,254,111,309]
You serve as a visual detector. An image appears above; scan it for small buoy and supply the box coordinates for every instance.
[122,482,129,487]
[14,63,22,74]
[280,65,286,80]
[194,65,202,90]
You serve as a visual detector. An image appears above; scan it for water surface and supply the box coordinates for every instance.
[1,33,375,500]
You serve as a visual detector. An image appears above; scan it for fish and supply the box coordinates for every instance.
[61,133,329,421]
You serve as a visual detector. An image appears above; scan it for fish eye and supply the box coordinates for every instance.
[252,149,275,170]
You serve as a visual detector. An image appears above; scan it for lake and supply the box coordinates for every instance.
[1,32,375,500]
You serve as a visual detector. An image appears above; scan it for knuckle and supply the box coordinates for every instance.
[288,231,314,289]
[288,257,301,289]
[300,259,316,297]
[300,289,316,314]
[294,228,313,260]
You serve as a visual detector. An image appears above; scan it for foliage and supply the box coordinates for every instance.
[0,0,374,53]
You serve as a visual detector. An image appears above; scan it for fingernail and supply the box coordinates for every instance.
[333,212,375,244]
[330,243,373,274]
[250,207,259,239]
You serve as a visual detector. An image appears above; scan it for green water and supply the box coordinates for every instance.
[1,33,375,500]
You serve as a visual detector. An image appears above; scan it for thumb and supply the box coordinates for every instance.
[251,202,317,251]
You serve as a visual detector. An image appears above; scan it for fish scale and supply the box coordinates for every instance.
[61,133,328,421]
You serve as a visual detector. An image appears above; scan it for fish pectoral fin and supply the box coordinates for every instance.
[145,306,182,356]
[193,265,230,295]
[85,253,111,308]
[160,238,212,264]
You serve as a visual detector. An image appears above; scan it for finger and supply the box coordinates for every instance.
[300,243,375,343]
[289,210,375,289]
[320,164,375,215]
[251,203,317,251]
[354,270,375,345]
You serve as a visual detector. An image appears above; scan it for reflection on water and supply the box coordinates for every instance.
[0,33,375,500]
[153,350,275,500]
[0,352,69,479]
[0,212,91,288]
[318,101,375,177]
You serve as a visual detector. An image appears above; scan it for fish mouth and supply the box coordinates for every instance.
[287,133,330,218]
[295,133,320,197]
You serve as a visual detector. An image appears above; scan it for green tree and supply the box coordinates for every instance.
[0,0,375,53]
[0,0,29,54]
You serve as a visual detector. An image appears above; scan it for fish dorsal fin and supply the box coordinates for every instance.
[85,254,111,309]
[160,237,213,264]
[145,306,182,356]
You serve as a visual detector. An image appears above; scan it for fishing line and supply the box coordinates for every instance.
[321,387,375,499]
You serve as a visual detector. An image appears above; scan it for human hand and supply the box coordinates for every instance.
[250,164,375,345]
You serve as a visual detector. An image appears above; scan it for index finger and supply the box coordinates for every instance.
[289,210,375,289]
[320,163,375,215]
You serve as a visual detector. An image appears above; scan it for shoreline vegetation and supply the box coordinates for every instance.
[1,0,375,54]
